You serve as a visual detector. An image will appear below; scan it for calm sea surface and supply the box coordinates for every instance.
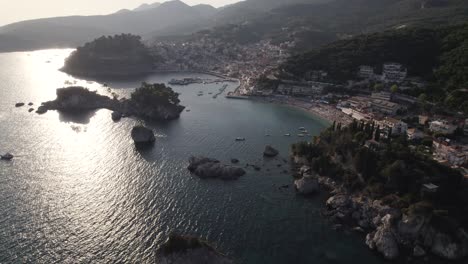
[0,49,384,263]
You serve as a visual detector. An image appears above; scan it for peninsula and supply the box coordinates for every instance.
[291,121,468,261]
[61,34,155,78]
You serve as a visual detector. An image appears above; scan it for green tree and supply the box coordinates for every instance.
[390,85,399,93]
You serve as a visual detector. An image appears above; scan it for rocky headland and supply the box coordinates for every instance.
[290,121,468,261]
[38,83,185,121]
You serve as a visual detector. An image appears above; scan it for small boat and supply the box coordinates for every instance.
[1,153,14,160]
[235,137,246,141]
[297,134,305,137]
[186,109,191,112]
[284,134,291,137]
[299,127,306,130]
[265,134,271,137]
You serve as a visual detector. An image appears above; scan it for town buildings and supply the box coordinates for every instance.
[433,138,468,167]
[429,120,457,135]
[382,63,408,83]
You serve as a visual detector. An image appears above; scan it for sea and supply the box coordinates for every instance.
[0,49,385,263]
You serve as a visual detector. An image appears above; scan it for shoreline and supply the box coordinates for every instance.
[248,96,353,126]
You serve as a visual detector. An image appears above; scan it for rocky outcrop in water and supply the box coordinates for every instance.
[131,126,155,146]
[111,111,122,121]
[188,156,246,180]
[39,84,185,121]
[263,145,279,157]
[15,102,24,107]
[156,234,233,264]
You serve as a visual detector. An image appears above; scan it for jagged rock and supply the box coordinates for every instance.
[326,195,350,210]
[299,165,312,176]
[413,245,426,257]
[294,176,319,195]
[156,234,233,264]
[111,111,122,121]
[230,158,239,164]
[398,214,426,240]
[366,214,399,260]
[188,156,246,180]
[263,145,279,157]
[131,126,155,146]
[15,102,25,107]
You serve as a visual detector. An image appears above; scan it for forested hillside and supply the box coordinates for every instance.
[281,24,468,113]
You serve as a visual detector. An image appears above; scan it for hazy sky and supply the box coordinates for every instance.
[0,0,240,26]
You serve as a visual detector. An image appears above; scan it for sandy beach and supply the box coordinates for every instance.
[250,96,354,126]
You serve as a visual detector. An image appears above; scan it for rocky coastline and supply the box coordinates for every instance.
[292,155,468,262]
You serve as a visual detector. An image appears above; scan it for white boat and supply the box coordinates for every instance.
[1,153,13,160]
[284,134,291,137]
[297,134,305,137]
[299,127,306,130]
[235,137,246,141]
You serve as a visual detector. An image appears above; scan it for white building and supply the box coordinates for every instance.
[433,138,468,167]
[383,118,408,135]
[429,120,457,135]
[382,63,407,83]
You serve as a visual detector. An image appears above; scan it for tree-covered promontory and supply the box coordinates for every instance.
[62,34,155,77]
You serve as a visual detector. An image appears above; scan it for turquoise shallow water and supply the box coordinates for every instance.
[0,49,385,263]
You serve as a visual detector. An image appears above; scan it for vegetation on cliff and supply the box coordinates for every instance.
[62,34,154,77]
[292,121,468,229]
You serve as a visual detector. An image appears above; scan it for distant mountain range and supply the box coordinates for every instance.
[0,0,467,52]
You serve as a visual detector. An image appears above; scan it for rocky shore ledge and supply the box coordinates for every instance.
[156,234,232,264]
[292,158,468,261]
[38,84,185,121]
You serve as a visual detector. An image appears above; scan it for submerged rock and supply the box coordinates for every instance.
[230,158,239,164]
[156,234,233,264]
[263,145,279,157]
[188,156,246,180]
[131,126,155,146]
